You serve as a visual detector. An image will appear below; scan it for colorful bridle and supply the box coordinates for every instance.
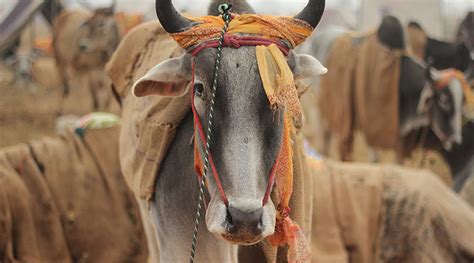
[174,6,313,262]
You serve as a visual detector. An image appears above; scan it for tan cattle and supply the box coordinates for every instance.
[53,7,120,113]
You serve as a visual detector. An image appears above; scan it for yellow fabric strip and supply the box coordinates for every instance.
[256,44,303,127]
[171,14,313,49]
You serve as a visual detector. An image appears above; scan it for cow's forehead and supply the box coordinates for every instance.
[193,46,259,81]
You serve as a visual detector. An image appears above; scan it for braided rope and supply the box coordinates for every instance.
[189,4,233,263]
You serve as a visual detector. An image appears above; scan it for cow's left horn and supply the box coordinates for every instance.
[295,0,326,28]
[156,0,194,33]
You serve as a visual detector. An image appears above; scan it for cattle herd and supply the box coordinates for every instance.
[1,0,473,262]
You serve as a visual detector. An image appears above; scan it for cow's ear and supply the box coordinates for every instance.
[292,53,327,96]
[132,53,193,97]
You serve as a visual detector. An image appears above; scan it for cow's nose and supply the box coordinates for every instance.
[226,206,263,235]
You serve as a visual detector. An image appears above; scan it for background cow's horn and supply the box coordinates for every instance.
[295,0,326,28]
[155,0,194,33]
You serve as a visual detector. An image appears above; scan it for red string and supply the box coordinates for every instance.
[190,35,290,56]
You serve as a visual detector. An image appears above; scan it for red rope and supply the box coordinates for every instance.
[191,61,229,205]
[190,35,290,56]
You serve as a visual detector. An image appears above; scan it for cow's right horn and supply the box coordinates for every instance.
[295,0,326,29]
[156,0,195,33]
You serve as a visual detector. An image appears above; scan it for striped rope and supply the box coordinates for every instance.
[189,4,233,263]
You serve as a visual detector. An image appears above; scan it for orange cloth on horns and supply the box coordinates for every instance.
[171,14,313,49]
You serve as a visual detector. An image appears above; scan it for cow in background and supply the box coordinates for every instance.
[406,21,471,72]
[53,2,120,112]
[299,16,466,165]
[455,11,474,84]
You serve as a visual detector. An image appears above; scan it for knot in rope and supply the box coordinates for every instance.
[277,204,292,219]
[223,34,241,48]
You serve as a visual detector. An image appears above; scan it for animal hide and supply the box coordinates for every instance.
[406,25,427,61]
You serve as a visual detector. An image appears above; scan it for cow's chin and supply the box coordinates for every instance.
[205,194,276,246]
[220,233,263,245]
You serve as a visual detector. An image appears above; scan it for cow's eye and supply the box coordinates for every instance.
[194,83,204,97]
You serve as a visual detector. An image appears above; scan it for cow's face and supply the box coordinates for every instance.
[132,48,325,244]
[78,8,119,61]
[418,70,464,149]
[133,0,325,247]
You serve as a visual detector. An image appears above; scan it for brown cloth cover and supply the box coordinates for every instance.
[0,166,42,262]
[406,25,427,61]
[106,21,188,201]
[319,32,402,152]
[309,160,474,262]
[106,22,314,263]
[0,145,71,263]
[0,127,148,263]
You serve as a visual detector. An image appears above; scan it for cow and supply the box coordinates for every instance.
[53,3,120,112]
[108,0,326,261]
[406,21,471,72]
[456,11,474,84]
[298,15,466,164]
[107,0,474,262]
[107,1,474,262]
[457,11,474,55]
[427,120,474,192]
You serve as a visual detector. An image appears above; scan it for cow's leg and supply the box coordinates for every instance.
[55,59,70,116]
[339,137,352,162]
[153,114,237,262]
[321,125,331,157]
[88,74,100,111]
[339,132,354,162]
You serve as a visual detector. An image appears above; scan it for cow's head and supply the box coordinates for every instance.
[406,20,471,72]
[418,67,465,150]
[132,0,326,245]
[378,16,465,151]
[78,4,120,61]
[456,11,474,56]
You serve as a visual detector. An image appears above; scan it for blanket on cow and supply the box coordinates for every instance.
[0,126,147,263]
[106,21,314,263]
[309,159,474,262]
[319,31,403,151]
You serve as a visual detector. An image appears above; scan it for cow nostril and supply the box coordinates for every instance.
[226,206,263,235]
[226,208,234,227]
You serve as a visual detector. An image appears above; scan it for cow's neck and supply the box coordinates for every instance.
[151,112,237,262]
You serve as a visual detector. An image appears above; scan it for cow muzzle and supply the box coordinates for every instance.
[206,195,276,245]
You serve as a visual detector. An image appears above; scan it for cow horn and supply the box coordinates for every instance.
[295,0,326,29]
[109,0,117,11]
[155,0,194,33]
